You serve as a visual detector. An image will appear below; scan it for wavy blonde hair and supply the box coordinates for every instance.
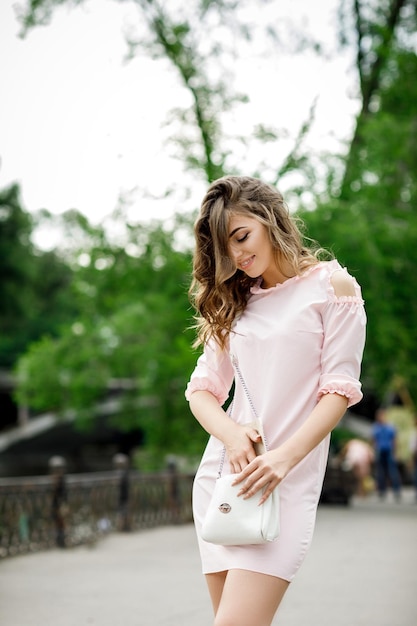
[189,176,327,349]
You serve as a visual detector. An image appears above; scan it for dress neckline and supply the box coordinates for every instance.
[249,260,337,295]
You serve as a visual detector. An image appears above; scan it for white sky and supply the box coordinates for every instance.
[0,0,359,242]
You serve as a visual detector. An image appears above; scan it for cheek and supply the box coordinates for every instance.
[261,234,273,254]
[228,243,239,259]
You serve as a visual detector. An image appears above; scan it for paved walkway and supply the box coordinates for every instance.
[0,489,416,625]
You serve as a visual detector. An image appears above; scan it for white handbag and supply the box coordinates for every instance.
[201,356,280,546]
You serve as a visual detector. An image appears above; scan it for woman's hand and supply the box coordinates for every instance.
[232,393,350,504]
[232,449,293,504]
[224,425,263,474]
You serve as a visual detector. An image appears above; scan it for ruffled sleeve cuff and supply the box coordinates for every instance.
[185,377,230,406]
[317,374,363,408]
[185,340,234,406]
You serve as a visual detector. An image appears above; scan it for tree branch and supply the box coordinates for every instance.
[341,0,408,197]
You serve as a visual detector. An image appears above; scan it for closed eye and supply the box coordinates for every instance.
[237,233,248,243]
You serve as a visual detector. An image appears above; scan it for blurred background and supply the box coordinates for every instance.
[0,0,415,497]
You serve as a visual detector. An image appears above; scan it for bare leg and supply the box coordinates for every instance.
[206,571,227,614]
[207,568,289,626]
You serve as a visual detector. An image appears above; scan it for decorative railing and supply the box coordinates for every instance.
[0,470,194,559]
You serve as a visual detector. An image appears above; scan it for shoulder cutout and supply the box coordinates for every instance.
[330,269,356,298]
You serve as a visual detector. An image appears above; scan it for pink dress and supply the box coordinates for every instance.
[185,260,366,581]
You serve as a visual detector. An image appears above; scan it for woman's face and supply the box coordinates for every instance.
[227,214,283,288]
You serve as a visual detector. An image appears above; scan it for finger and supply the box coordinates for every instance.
[231,460,249,475]
[232,460,257,485]
[247,450,257,464]
[240,459,252,472]
[258,481,279,505]
[230,461,239,475]
[236,471,264,497]
[258,484,272,504]
[240,469,278,498]
[240,479,262,499]
[248,429,262,443]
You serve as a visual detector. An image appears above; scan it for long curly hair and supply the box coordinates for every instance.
[189,176,327,349]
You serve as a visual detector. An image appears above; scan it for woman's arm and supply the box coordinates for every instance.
[233,392,349,503]
[189,390,263,473]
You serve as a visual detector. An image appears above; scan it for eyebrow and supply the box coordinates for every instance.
[228,226,246,238]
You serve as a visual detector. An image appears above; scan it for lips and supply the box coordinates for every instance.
[240,256,255,270]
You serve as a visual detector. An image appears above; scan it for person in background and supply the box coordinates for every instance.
[372,408,402,500]
[409,416,417,502]
[185,176,366,626]
[339,438,375,497]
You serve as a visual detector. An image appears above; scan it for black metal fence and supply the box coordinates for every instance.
[0,469,194,559]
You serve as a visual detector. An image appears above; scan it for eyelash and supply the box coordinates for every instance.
[237,233,248,243]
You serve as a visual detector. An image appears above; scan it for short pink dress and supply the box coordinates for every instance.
[185,260,366,582]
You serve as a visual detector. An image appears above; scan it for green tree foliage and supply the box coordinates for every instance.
[10,0,417,440]
[10,0,328,456]
[301,25,417,404]
[0,185,78,367]
[338,0,415,197]
[14,211,207,454]
[0,184,34,365]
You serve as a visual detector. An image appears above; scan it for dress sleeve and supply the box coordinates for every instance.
[185,338,234,406]
[318,270,367,408]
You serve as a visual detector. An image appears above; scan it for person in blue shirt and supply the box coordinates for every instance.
[409,416,417,502]
[372,409,402,499]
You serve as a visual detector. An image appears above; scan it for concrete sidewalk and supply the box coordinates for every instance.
[0,489,416,625]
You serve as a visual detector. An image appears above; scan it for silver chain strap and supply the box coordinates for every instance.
[217,354,267,478]
[231,354,260,421]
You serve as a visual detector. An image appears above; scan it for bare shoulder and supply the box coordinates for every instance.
[330,268,357,297]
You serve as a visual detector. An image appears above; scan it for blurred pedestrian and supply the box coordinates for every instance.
[185,175,366,626]
[340,438,374,496]
[409,416,417,502]
[372,408,402,500]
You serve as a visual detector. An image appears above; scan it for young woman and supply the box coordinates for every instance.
[185,176,366,626]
